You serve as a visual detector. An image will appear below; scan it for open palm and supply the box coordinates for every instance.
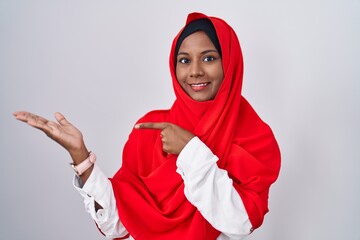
[13,111,85,154]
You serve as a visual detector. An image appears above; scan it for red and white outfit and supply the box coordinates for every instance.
[74,137,252,239]
[75,12,280,240]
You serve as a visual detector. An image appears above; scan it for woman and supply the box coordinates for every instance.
[14,12,280,240]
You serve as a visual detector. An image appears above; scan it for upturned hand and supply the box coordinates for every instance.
[13,111,88,163]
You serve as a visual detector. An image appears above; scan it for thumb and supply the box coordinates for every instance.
[55,112,70,126]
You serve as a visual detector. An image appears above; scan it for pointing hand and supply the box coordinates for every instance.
[135,122,195,155]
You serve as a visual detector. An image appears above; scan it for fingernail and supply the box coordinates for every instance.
[134,124,140,129]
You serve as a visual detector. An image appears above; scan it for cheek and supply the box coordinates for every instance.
[175,68,186,84]
[175,67,180,81]
[213,67,224,92]
[218,64,224,80]
[211,66,224,84]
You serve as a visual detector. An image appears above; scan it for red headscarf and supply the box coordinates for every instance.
[110,12,281,240]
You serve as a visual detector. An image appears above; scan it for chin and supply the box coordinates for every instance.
[191,95,211,102]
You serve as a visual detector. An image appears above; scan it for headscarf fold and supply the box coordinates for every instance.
[110,12,281,240]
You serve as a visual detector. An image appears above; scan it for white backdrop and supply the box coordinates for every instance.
[1,1,359,239]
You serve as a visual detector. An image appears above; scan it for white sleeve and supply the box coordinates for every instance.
[176,137,253,239]
[73,164,129,239]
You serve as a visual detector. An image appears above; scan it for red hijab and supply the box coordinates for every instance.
[110,12,281,240]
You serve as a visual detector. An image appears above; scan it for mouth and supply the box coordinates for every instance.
[188,82,210,91]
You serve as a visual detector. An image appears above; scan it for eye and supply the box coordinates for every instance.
[203,56,216,62]
[178,58,190,64]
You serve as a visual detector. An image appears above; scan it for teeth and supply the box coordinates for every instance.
[191,83,208,87]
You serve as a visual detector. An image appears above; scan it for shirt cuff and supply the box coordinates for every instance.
[176,137,218,179]
[73,164,112,221]
[73,164,108,197]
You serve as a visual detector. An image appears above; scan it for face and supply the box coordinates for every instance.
[176,31,224,102]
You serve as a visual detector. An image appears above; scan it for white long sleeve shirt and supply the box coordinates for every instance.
[74,137,252,239]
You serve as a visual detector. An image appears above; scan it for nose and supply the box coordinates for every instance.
[190,61,204,78]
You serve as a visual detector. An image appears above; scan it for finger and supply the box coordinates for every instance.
[13,111,32,116]
[13,111,32,122]
[134,122,171,130]
[13,111,27,118]
[14,111,49,124]
[55,112,71,126]
[32,114,49,123]
[27,118,53,133]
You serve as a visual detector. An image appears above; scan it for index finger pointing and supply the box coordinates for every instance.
[134,122,170,130]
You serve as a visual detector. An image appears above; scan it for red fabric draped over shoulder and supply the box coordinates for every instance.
[110,12,281,240]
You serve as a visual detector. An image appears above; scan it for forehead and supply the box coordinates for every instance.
[178,31,216,52]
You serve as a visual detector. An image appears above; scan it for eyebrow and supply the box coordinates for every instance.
[177,49,218,56]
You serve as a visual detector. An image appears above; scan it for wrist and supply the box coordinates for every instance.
[71,152,96,176]
[69,144,89,165]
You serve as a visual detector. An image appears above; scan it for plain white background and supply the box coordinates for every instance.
[1,0,359,239]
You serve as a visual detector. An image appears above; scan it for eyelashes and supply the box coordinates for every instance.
[203,56,215,62]
[178,58,190,64]
[177,56,217,64]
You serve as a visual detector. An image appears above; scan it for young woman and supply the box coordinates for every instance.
[14,12,281,240]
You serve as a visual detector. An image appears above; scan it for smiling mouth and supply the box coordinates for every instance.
[189,82,210,91]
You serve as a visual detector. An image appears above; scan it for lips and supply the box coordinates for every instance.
[189,82,210,91]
